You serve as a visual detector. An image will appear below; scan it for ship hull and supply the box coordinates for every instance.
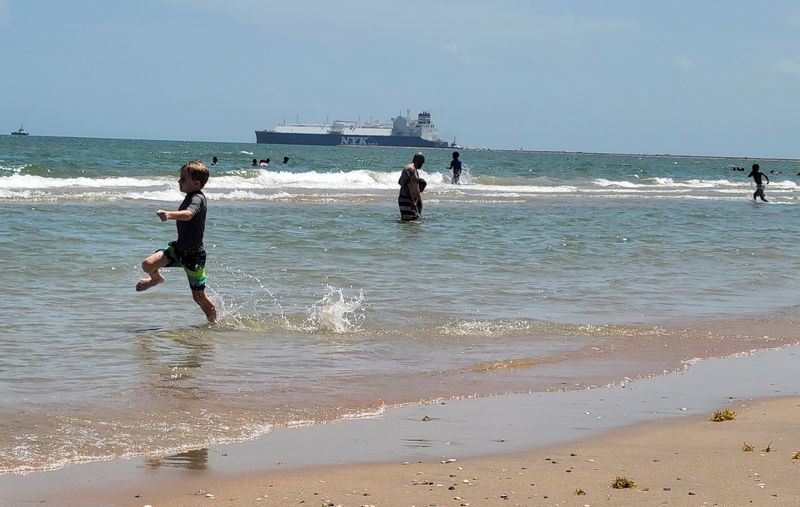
[255,131,448,148]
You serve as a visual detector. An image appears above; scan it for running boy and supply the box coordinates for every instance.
[136,161,217,323]
[747,163,769,202]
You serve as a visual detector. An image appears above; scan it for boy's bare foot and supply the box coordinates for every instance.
[136,275,163,292]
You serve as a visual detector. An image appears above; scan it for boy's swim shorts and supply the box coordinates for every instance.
[159,242,207,290]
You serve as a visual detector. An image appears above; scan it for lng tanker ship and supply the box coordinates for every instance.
[255,111,449,148]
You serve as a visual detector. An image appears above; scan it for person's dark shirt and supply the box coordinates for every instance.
[398,166,421,200]
[175,190,207,253]
[748,169,768,185]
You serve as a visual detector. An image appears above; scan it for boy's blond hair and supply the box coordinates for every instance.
[181,161,210,187]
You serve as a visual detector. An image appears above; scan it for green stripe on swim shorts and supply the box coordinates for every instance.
[184,265,207,290]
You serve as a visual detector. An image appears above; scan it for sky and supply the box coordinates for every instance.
[2,0,800,158]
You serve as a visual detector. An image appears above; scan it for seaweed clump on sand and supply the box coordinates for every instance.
[710,408,736,422]
[611,476,637,489]
[742,442,754,452]
[574,488,586,496]
[792,451,800,460]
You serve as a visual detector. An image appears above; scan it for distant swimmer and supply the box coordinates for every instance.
[747,163,769,202]
[398,152,425,221]
[258,159,268,167]
[211,156,218,166]
[283,156,289,164]
[252,158,258,167]
[449,151,462,184]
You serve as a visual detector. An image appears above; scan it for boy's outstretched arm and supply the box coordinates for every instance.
[156,209,194,222]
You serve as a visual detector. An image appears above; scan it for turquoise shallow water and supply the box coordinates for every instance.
[2,136,800,474]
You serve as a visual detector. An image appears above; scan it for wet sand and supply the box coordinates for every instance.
[2,344,799,506]
[141,396,800,506]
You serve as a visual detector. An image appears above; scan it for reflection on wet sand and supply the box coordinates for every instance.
[146,448,208,471]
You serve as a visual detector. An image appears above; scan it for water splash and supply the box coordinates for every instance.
[205,270,366,334]
[304,285,366,334]
[208,267,290,331]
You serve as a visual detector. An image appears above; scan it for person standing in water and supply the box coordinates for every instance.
[448,151,462,184]
[748,163,769,202]
[398,152,425,220]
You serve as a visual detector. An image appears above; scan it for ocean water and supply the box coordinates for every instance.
[2,135,800,475]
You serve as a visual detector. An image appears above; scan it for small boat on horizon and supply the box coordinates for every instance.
[11,124,29,136]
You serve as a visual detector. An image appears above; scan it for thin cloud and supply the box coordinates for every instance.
[446,10,638,41]
[672,56,696,71]
[785,7,800,29]
[433,10,637,68]
[773,57,800,77]
[443,42,460,55]
[441,41,483,66]
[543,13,639,37]
[164,1,638,40]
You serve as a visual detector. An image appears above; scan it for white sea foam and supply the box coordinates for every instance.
[285,419,317,429]
[1,170,798,203]
[126,189,184,200]
[439,320,532,337]
[479,184,577,193]
[215,190,293,200]
[248,169,397,190]
[765,180,799,189]
[594,178,641,188]
[0,163,26,174]
[595,177,736,189]
[339,405,387,420]
[0,174,167,189]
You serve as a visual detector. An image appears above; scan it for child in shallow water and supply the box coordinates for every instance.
[136,161,217,323]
